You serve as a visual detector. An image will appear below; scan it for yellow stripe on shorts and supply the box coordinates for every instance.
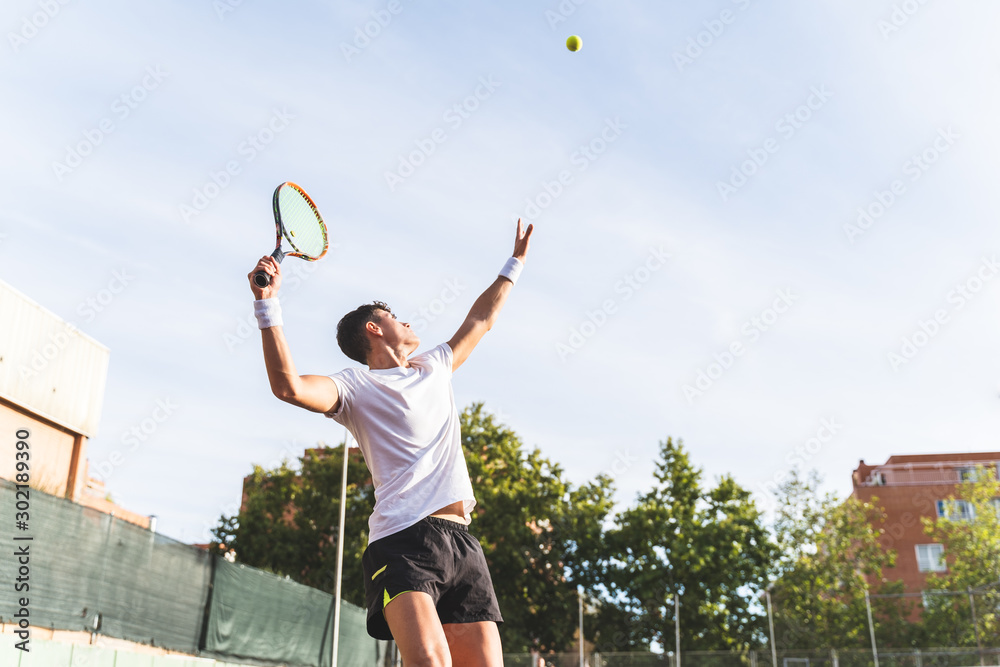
[371,564,387,581]
[383,589,413,608]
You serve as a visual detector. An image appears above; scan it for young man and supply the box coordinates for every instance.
[247,220,533,667]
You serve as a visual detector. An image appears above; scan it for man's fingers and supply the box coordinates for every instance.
[256,257,280,273]
[249,257,280,283]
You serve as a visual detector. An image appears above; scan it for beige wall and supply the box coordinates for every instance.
[0,398,85,499]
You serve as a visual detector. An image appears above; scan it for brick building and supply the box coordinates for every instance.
[851,452,1000,594]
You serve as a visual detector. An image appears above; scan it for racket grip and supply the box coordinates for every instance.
[253,249,286,287]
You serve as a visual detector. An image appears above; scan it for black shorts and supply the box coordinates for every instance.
[361,516,503,640]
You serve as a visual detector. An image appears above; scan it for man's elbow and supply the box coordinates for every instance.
[271,382,299,404]
[471,314,495,332]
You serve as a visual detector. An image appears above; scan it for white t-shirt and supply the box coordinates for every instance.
[324,342,476,543]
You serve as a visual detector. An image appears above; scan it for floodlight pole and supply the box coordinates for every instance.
[765,589,778,667]
[579,587,584,667]
[864,589,879,667]
[331,437,350,667]
[675,593,681,667]
[967,587,984,666]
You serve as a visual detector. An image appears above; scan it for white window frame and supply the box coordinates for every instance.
[958,467,978,482]
[937,499,975,521]
[915,544,946,573]
[957,464,1000,482]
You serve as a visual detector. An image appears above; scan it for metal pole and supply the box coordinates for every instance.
[93,512,115,637]
[766,590,778,667]
[967,587,984,666]
[579,587,585,667]
[675,593,681,667]
[331,439,350,667]
[864,589,879,667]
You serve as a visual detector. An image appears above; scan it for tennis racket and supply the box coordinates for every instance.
[253,182,329,287]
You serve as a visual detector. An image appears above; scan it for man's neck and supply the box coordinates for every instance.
[367,347,411,370]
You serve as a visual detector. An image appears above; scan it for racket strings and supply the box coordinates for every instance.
[277,187,327,258]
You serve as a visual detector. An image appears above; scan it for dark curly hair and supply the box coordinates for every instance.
[336,301,394,365]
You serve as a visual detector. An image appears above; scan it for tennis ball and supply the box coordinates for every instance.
[566,35,582,52]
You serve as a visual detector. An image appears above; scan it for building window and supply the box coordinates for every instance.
[937,499,975,521]
[915,544,946,573]
[957,465,999,482]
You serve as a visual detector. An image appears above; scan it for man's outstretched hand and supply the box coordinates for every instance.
[513,218,534,263]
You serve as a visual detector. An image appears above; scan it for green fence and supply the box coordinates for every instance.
[506,649,1000,667]
[0,479,375,667]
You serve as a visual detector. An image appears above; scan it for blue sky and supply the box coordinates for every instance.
[4,0,1000,544]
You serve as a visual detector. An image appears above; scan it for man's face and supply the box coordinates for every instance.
[375,309,419,350]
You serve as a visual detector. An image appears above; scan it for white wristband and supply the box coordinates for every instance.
[499,257,523,285]
[254,297,283,329]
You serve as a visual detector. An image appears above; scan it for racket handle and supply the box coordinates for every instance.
[253,249,286,287]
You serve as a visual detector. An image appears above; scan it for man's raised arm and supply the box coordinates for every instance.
[249,256,340,413]
[447,219,533,372]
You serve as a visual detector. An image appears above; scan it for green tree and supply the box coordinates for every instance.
[601,438,776,651]
[211,442,374,606]
[921,465,1000,648]
[460,403,616,653]
[768,469,918,649]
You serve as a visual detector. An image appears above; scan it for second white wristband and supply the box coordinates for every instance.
[499,257,523,285]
